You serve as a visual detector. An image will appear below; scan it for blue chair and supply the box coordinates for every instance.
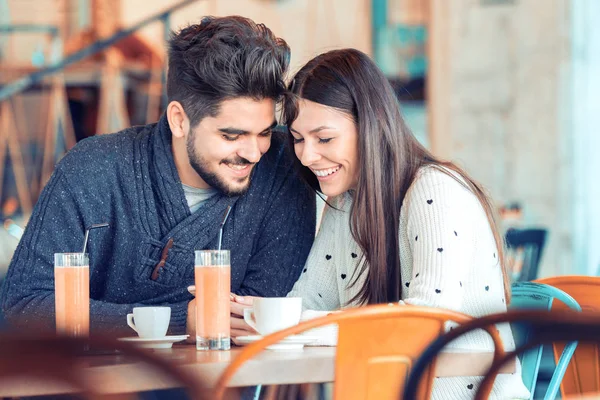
[510,282,581,400]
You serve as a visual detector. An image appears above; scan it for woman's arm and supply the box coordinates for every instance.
[401,168,483,311]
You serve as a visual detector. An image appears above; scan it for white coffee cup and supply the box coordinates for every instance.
[243,297,302,336]
[126,307,171,339]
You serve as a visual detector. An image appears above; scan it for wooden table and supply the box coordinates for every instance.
[0,344,515,397]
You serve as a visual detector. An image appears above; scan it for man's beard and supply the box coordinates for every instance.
[186,134,254,197]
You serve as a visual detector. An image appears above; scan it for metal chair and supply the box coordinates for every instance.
[404,309,593,400]
[505,228,548,281]
[473,311,600,400]
[510,282,581,399]
[535,276,600,397]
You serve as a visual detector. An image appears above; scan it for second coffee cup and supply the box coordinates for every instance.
[243,297,302,336]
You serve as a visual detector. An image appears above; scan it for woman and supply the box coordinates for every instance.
[282,49,530,399]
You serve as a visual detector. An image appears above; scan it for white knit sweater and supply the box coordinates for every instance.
[288,166,530,400]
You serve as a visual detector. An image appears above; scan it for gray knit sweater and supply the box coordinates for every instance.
[0,115,316,336]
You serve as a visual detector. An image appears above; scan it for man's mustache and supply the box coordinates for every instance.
[221,157,254,166]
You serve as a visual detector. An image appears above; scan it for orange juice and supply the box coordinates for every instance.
[195,265,230,350]
[194,249,230,351]
[55,265,90,337]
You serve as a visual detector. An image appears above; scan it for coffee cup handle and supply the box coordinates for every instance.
[126,313,138,334]
[243,308,258,331]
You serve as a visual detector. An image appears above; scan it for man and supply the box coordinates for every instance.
[0,16,316,337]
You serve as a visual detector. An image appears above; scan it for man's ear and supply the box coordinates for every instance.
[167,101,189,139]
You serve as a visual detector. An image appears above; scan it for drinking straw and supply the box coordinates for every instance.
[82,223,109,254]
[218,206,232,251]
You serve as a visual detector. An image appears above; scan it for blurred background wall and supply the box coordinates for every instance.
[428,0,600,278]
[122,0,372,73]
[5,0,372,74]
[429,0,573,278]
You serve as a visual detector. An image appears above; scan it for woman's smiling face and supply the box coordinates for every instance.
[289,99,359,197]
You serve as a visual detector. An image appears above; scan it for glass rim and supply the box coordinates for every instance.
[54,252,89,267]
[194,250,230,255]
[194,249,230,266]
[194,263,230,268]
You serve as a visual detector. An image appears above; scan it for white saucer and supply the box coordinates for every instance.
[232,334,319,351]
[118,335,189,349]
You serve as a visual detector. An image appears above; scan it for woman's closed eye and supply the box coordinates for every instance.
[291,136,333,144]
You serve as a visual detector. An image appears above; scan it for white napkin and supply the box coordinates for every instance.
[300,310,339,346]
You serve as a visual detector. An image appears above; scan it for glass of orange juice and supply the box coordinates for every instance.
[54,252,90,337]
[194,250,230,351]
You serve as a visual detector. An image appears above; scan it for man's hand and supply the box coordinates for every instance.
[187,295,259,342]
[186,298,196,343]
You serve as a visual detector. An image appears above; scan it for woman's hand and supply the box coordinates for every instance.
[230,294,258,337]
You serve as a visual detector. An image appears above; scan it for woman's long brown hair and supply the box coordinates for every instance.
[283,49,511,305]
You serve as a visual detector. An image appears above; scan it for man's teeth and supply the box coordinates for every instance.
[227,164,247,171]
[314,166,340,177]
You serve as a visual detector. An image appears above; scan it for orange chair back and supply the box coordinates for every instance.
[536,276,600,397]
[215,304,477,400]
[335,309,459,400]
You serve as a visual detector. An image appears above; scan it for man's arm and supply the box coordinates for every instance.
[237,166,316,297]
[0,168,189,336]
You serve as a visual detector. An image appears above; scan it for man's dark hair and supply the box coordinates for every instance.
[167,16,290,127]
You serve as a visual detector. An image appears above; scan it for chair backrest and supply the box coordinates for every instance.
[214,305,494,400]
[471,310,600,400]
[405,309,595,400]
[535,276,600,397]
[510,282,581,400]
[505,228,548,281]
